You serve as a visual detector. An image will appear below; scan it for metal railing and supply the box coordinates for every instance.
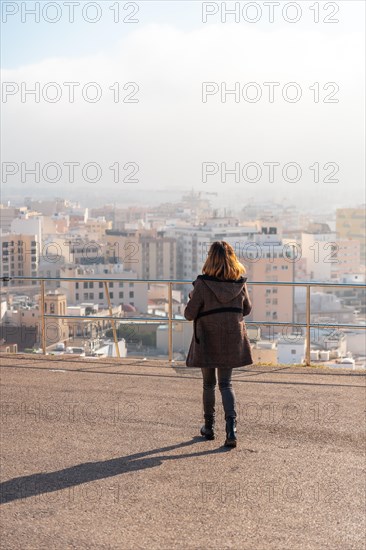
[1,276,365,365]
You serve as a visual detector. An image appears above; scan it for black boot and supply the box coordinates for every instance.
[200,415,215,440]
[224,416,237,447]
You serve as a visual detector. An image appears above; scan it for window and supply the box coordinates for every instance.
[129,291,134,298]
[110,292,114,299]
[84,293,88,300]
[50,303,55,314]
[272,299,278,305]
[89,293,94,299]
[266,298,271,304]
[83,282,88,289]
[76,282,79,289]
[119,282,124,288]
[76,293,79,300]
[109,282,113,288]
[99,293,103,299]
[99,282,103,288]
[89,282,94,289]
[119,292,123,299]
[291,349,296,355]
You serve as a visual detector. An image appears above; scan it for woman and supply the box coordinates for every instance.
[184,241,253,447]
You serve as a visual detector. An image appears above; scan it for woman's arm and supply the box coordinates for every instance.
[242,282,252,316]
[184,279,204,321]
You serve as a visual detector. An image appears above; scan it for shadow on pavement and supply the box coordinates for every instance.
[0,437,234,504]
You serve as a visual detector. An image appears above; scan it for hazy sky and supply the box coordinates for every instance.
[1,1,365,210]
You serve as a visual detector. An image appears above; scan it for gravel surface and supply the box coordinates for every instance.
[0,354,365,550]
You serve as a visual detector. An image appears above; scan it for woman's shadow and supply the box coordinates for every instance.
[1,437,233,504]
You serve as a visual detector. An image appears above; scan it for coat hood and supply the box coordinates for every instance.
[196,274,247,304]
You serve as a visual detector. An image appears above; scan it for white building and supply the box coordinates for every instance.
[94,339,127,358]
[277,337,306,365]
[301,230,337,281]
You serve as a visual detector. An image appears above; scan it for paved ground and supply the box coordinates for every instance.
[0,353,365,550]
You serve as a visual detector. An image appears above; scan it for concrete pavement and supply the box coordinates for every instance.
[0,354,365,549]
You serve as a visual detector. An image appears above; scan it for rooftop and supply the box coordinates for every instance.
[1,354,365,549]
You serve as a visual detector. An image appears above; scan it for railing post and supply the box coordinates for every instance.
[305,284,311,366]
[104,282,120,358]
[40,280,46,355]
[168,282,173,362]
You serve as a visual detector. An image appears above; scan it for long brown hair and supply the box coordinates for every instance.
[202,241,246,280]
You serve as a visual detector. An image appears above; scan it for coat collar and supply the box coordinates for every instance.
[196,274,247,284]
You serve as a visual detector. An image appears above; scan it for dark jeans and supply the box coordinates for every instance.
[201,367,236,421]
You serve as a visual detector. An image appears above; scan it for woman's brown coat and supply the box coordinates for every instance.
[184,274,253,368]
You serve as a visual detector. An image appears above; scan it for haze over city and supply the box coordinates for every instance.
[1,1,365,209]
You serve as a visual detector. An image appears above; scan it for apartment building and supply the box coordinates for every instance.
[244,250,295,330]
[139,233,176,280]
[101,229,177,280]
[336,207,366,264]
[332,239,361,277]
[0,233,40,286]
[102,229,141,271]
[301,225,337,281]
[59,264,148,314]
[63,238,111,266]
[84,217,113,240]
[42,214,69,236]
[165,219,260,282]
